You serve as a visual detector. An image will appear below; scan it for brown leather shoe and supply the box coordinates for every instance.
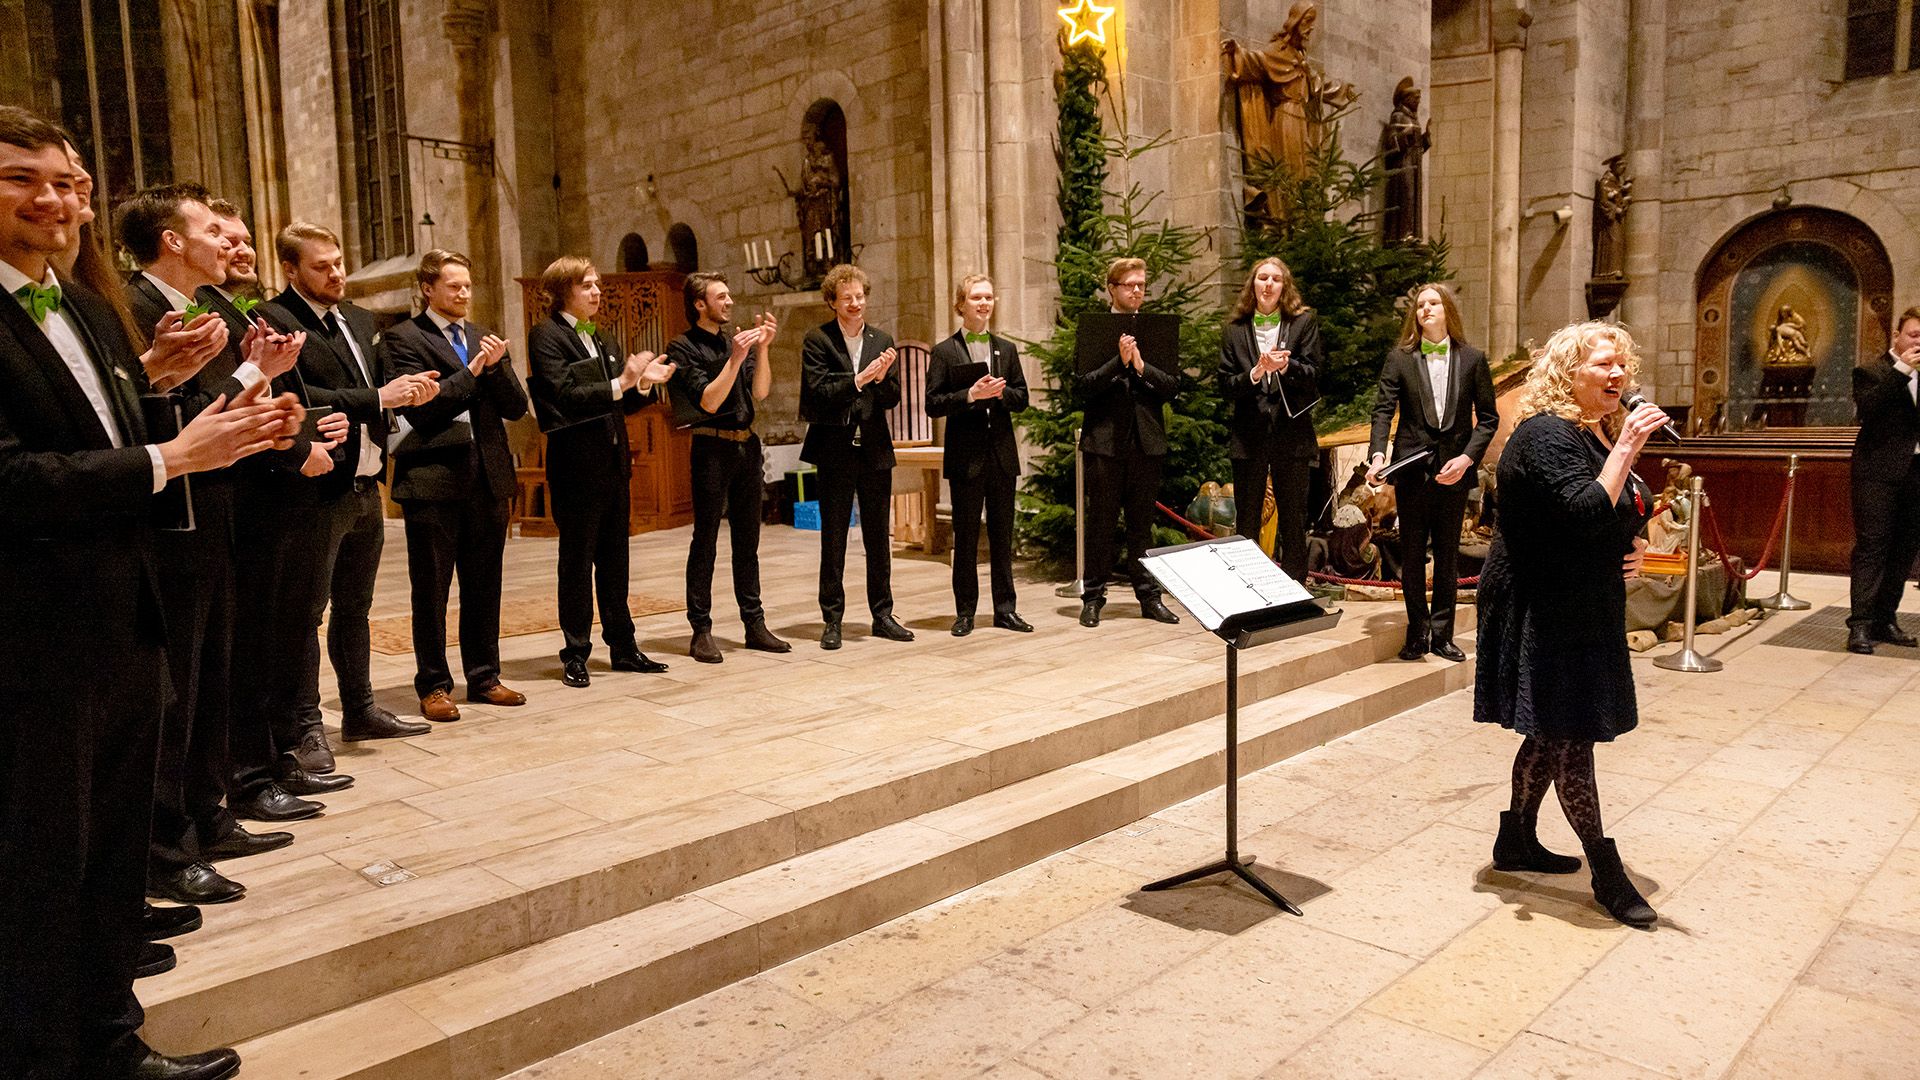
[689,630,723,664]
[420,689,461,722]
[744,622,792,653]
[467,682,527,706]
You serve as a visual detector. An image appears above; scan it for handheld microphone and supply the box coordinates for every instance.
[1620,390,1682,444]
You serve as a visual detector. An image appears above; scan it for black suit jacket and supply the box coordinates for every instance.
[800,321,900,471]
[526,309,645,451]
[926,330,1026,481]
[259,288,388,501]
[1080,326,1179,458]
[1367,341,1498,488]
[380,313,529,503]
[1851,350,1920,483]
[1218,312,1321,463]
[124,273,258,413]
[198,286,314,476]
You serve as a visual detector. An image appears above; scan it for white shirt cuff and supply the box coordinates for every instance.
[147,446,168,494]
[1894,359,1916,378]
[609,378,622,400]
[233,362,266,391]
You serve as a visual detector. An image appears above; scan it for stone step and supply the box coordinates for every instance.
[224,650,1472,1079]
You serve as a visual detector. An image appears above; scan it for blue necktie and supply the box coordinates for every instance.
[448,322,469,364]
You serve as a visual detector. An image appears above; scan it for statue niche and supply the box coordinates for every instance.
[775,100,849,284]
[1380,77,1430,245]
[1585,153,1632,318]
[1222,1,1357,218]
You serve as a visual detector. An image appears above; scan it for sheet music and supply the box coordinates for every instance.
[1378,448,1432,480]
[1141,537,1312,631]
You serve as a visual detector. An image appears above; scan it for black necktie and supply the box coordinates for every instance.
[322,311,341,338]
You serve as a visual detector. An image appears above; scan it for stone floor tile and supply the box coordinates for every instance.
[1476,1032,1675,1080]
[1732,764,1920,880]
[1261,1008,1487,1079]
[1150,770,1334,836]
[1847,845,1920,935]
[1693,720,1847,789]
[553,978,842,1080]
[1641,768,1783,824]
[1289,822,1514,959]
[1821,719,1920,777]
[979,893,1230,1010]
[1723,985,1920,1080]
[1800,920,1920,1016]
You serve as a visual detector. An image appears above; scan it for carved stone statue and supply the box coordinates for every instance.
[1381,77,1430,245]
[1591,154,1633,280]
[1762,305,1812,368]
[776,135,843,280]
[1222,1,1357,215]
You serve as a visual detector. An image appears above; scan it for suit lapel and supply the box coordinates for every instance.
[1441,345,1465,428]
[1406,347,1441,429]
[0,295,121,447]
[415,313,465,375]
[823,321,853,373]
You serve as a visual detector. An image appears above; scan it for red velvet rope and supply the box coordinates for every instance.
[1701,470,1794,582]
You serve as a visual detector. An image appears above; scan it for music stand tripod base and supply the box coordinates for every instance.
[1142,853,1303,916]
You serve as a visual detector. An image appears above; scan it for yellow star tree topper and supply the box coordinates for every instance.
[1057,0,1115,47]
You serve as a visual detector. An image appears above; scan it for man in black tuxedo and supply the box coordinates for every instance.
[800,264,913,649]
[119,184,306,909]
[526,255,673,686]
[1218,257,1322,582]
[0,103,286,1080]
[1846,307,1920,654]
[1079,257,1181,628]
[380,248,530,721]
[926,272,1032,636]
[665,272,790,663]
[1366,283,1497,662]
[261,222,440,750]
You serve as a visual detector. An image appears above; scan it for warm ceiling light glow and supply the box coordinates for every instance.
[1057,0,1115,47]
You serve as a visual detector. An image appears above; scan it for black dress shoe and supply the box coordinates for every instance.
[561,658,590,687]
[202,826,293,862]
[231,784,323,822]
[872,615,915,641]
[135,941,176,979]
[820,622,843,650]
[1079,597,1105,627]
[690,630,723,664]
[142,903,202,941]
[341,706,431,741]
[744,622,792,653]
[1848,626,1877,654]
[1398,639,1429,661]
[1139,596,1181,624]
[128,1047,242,1080]
[288,728,336,775]
[1430,639,1468,662]
[1871,621,1918,647]
[149,862,244,905]
[951,615,974,637]
[277,764,354,795]
[609,647,668,674]
[993,612,1035,633]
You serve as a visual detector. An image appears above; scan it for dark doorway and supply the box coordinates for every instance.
[618,232,650,272]
[667,223,698,274]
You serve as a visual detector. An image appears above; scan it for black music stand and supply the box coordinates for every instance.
[1137,537,1342,914]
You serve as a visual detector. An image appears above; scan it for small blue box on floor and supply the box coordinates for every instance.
[791,500,856,531]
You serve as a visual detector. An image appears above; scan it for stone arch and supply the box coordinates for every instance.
[667,223,698,274]
[1691,206,1893,432]
[617,232,650,273]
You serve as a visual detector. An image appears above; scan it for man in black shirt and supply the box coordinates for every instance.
[665,272,790,663]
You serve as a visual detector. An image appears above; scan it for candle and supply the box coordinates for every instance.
[826,231,835,260]
[764,239,773,267]
[813,232,823,261]
[744,242,753,267]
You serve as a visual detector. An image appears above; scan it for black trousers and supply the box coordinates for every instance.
[1395,476,1471,643]
[284,482,386,735]
[229,489,318,801]
[950,457,1018,617]
[550,456,635,662]
[1849,456,1920,629]
[150,497,240,877]
[1,636,164,1076]
[402,487,513,697]
[1083,449,1164,601]
[686,434,765,632]
[816,458,894,624]
[1231,452,1313,583]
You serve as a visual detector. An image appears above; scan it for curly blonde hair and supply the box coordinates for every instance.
[1518,321,1643,438]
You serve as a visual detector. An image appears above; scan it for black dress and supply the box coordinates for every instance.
[1474,414,1655,742]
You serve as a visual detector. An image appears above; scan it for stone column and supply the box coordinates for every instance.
[159,0,252,199]
[939,0,990,332]
[238,0,290,293]
[443,0,503,331]
[985,0,1028,331]
[1619,0,1667,387]
[1489,0,1531,363]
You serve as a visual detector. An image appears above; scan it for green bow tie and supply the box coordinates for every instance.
[1420,339,1447,355]
[964,331,990,344]
[14,282,62,324]
[575,320,597,338]
[1251,312,1282,330]
[232,296,260,318]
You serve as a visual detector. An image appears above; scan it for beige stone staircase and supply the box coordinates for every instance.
[141,609,1472,1079]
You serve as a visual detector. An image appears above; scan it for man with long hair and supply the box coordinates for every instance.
[1218,256,1321,581]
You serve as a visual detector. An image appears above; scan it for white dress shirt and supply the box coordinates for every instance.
[2,261,166,491]
[142,270,266,393]
[424,308,477,427]
[299,291,384,476]
[1422,336,1452,426]
[1892,351,1920,453]
[841,320,866,376]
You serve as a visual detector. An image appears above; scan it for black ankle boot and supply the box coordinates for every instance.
[1583,837,1657,928]
[1492,810,1582,874]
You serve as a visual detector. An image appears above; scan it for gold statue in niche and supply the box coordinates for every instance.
[1222,1,1357,214]
[1762,305,1812,368]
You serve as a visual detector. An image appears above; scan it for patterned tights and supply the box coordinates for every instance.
[1508,736,1605,844]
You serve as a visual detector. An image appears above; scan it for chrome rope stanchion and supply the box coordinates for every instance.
[1656,475,1724,673]
[1757,453,1810,611]
[1056,429,1086,598]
